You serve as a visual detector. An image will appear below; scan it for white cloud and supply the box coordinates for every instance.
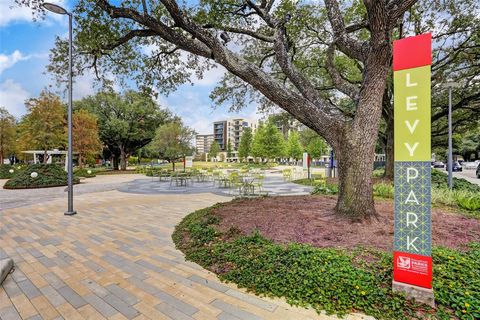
[0,0,68,27]
[0,50,30,75]
[193,65,226,86]
[0,79,30,118]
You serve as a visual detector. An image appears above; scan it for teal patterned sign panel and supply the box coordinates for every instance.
[394,161,431,256]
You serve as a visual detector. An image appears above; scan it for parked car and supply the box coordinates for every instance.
[477,163,480,178]
[432,161,445,168]
[445,161,463,172]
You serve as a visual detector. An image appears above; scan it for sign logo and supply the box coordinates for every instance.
[397,256,411,269]
[393,33,433,289]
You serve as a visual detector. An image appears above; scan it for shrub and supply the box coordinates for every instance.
[173,204,480,320]
[4,164,80,189]
[372,168,385,178]
[454,192,480,212]
[73,168,96,178]
[373,182,394,198]
[431,169,480,193]
[312,183,338,195]
[0,164,24,179]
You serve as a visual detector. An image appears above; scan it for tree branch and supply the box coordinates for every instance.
[387,0,419,29]
[325,44,360,101]
[324,0,366,62]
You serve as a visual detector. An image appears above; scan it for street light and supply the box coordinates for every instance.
[443,82,461,190]
[42,2,76,216]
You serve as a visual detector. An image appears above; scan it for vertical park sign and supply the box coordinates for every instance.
[392,33,435,305]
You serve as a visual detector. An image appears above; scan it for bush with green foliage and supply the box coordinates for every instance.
[173,204,480,320]
[373,182,394,199]
[312,182,338,195]
[4,164,79,189]
[73,168,96,178]
[431,169,480,193]
[0,164,24,179]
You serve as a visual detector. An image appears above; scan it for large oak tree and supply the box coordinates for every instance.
[22,0,424,220]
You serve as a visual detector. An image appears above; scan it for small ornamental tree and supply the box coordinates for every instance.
[226,139,233,159]
[300,128,328,160]
[287,131,303,161]
[209,141,220,160]
[73,109,102,167]
[238,127,253,161]
[150,119,195,170]
[252,121,286,161]
[18,91,66,163]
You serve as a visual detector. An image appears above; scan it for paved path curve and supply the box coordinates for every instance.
[1,175,371,320]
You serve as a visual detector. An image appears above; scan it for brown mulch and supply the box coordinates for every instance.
[213,195,480,251]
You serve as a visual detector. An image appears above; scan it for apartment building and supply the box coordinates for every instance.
[214,118,258,151]
[195,134,214,154]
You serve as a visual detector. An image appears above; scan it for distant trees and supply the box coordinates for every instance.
[237,127,252,161]
[286,131,303,161]
[252,121,286,161]
[72,109,102,167]
[18,91,66,163]
[76,91,171,170]
[209,141,220,160]
[226,139,233,159]
[300,129,328,160]
[150,119,195,170]
[0,107,16,164]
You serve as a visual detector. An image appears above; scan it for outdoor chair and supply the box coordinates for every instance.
[159,170,170,182]
[282,169,292,181]
[252,174,265,194]
[151,170,160,182]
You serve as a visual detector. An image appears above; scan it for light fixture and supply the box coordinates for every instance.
[42,2,68,15]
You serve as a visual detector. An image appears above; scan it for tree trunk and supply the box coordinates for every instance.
[78,154,83,168]
[384,116,394,180]
[113,155,119,170]
[172,161,175,171]
[43,149,49,164]
[335,133,378,222]
[119,147,127,171]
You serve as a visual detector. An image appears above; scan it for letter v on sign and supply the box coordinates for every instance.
[405,120,419,134]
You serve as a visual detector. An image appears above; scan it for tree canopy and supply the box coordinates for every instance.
[237,127,253,160]
[252,120,286,160]
[149,119,195,170]
[17,91,66,163]
[0,107,16,164]
[75,90,171,170]
[209,141,220,159]
[73,109,103,167]
[286,131,303,160]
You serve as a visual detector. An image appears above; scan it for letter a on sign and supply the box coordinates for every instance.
[393,33,433,290]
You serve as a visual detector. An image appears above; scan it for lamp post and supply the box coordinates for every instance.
[42,2,76,215]
[443,82,461,190]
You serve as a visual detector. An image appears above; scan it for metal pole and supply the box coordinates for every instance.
[447,87,453,190]
[65,13,76,215]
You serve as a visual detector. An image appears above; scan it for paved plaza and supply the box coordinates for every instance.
[0,173,371,320]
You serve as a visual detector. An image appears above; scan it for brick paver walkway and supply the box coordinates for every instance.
[0,187,372,320]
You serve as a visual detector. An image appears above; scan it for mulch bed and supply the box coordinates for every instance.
[213,195,480,251]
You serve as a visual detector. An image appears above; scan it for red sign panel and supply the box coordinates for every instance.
[393,251,432,288]
[393,33,432,71]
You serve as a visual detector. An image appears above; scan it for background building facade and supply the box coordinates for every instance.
[195,134,214,154]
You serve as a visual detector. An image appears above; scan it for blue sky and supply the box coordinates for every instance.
[0,0,261,135]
